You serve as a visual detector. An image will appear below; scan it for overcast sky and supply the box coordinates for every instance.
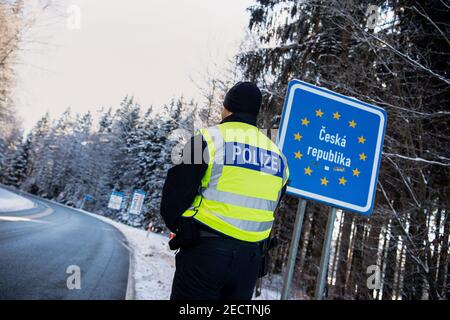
[14,0,254,131]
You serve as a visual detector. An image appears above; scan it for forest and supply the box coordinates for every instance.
[0,0,449,300]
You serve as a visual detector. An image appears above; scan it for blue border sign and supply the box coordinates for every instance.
[277,79,387,215]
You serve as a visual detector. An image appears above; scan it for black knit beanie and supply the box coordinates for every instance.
[223,82,262,116]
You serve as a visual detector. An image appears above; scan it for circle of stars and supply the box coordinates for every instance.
[290,106,368,188]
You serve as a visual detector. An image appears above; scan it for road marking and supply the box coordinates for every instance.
[0,207,53,222]
[124,241,135,300]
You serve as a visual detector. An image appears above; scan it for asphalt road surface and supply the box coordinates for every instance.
[0,189,130,299]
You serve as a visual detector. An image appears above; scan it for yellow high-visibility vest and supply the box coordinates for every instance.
[182,122,289,242]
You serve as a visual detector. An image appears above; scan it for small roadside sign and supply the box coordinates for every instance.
[128,189,146,215]
[108,191,124,210]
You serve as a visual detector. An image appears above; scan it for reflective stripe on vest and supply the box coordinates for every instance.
[201,188,278,212]
[208,210,273,232]
[207,126,225,189]
[184,123,289,242]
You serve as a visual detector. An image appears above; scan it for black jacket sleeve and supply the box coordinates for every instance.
[160,135,208,232]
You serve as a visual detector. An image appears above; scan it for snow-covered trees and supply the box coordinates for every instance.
[0,0,55,191]
[0,133,31,187]
[0,96,199,228]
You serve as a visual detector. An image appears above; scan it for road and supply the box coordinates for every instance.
[0,188,130,299]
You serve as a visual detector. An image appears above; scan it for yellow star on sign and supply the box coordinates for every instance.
[301,117,310,126]
[294,151,303,159]
[349,120,357,128]
[359,153,367,161]
[352,168,361,177]
[358,136,366,144]
[304,166,312,175]
[320,177,329,186]
[294,132,302,141]
[333,112,341,120]
[339,176,347,186]
[315,109,324,117]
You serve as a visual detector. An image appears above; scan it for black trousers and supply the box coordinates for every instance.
[170,236,261,300]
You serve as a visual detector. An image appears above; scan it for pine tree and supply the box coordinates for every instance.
[61,112,94,206]
[1,134,32,187]
[89,107,116,213]
[22,113,51,194]
[110,96,141,193]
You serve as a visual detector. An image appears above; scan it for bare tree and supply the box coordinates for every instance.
[239,0,450,300]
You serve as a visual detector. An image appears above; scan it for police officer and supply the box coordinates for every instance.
[160,81,289,300]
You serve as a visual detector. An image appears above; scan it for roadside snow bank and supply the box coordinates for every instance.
[0,187,35,212]
[77,210,175,300]
[118,225,176,299]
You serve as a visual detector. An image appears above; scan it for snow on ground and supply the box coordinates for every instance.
[0,187,36,212]
[77,210,175,299]
[119,227,176,299]
[254,275,285,300]
[254,287,281,300]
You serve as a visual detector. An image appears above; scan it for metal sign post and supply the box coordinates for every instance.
[281,198,307,300]
[314,206,338,300]
[79,198,86,210]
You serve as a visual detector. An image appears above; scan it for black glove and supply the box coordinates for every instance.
[168,217,200,250]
